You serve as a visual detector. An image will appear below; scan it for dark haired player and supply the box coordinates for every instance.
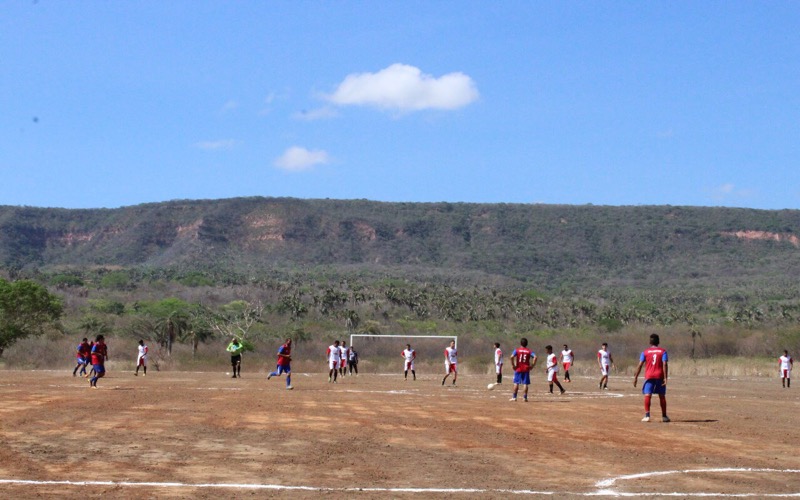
[633,334,670,423]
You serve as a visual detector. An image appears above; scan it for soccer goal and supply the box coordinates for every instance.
[350,334,457,350]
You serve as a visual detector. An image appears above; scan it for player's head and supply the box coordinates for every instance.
[406,343,411,349]
[520,338,528,347]
[545,345,553,353]
[649,334,660,346]
[601,342,607,349]
[139,339,144,346]
[563,344,568,350]
[82,337,88,343]
[449,340,455,348]
[286,338,292,345]
[785,350,789,356]
[342,341,346,346]
[96,334,104,342]
[232,338,239,345]
[334,339,340,346]
[494,342,500,348]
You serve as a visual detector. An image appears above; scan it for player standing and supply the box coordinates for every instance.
[88,334,108,389]
[510,338,536,402]
[493,342,503,385]
[72,338,91,377]
[597,343,614,390]
[779,350,793,388]
[633,334,670,423]
[402,344,417,381]
[134,339,148,376]
[327,340,341,383]
[339,341,349,378]
[227,338,243,378]
[267,338,293,390]
[348,346,359,375]
[545,345,566,394]
[441,340,458,386]
[560,344,573,383]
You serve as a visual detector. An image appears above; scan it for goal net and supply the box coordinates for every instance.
[349,334,458,374]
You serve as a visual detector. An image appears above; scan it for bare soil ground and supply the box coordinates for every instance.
[1,368,799,499]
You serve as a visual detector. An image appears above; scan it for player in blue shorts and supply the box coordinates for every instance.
[633,334,670,423]
[267,338,293,390]
[510,338,537,402]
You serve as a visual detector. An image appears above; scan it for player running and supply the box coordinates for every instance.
[493,342,503,386]
[327,340,341,383]
[402,344,417,381]
[510,338,536,402]
[545,345,566,395]
[441,340,458,386]
[227,338,244,378]
[72,338,91,377]
[597,343,614,390]
[560,344,573,383]
[267,338,293,390]
[633,334,670,423]
[779,350,793,388]
[134,339,148,376]
[88,335,108,389]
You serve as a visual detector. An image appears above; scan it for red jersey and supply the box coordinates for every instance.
[77,342,91,358]
[640,346,668,380]
[277,343,291,366]
[91,342,107,365]
[511,347,534,372]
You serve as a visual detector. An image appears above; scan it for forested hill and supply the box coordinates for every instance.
[2,197,800,289]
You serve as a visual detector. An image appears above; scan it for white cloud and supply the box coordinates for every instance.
[710,183,756,203]
[194,139,239,151]
[274,146,330,172]
[220,100,239,113]
[326,63,479,112]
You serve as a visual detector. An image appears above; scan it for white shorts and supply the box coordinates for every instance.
[600,363,610,376]
[547,367,558,382]
[329,360,340,370]
[137,354,147,367]
[404,361,415,371]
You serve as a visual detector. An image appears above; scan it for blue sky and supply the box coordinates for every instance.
[2,1,799,210]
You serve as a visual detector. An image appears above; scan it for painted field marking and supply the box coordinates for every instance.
[3,469,800,496]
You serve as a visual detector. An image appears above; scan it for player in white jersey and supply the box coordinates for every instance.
[339,341,349,378]
[545,345,565,394]
[560,344,573,383]
[135,339,148,376]
[327,340,341,383]
[597,342,614,390]
[779,350,793,388]
[441,340,458,386]
[493,342,503,385]
[401,344,416,381]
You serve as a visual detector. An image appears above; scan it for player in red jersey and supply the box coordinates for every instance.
[633,334,669,422]
[72,338,91,377]
[510,338,537,402]
[267,338,293,390]
[88,335,108,389]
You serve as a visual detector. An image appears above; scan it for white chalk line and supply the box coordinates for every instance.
[3,468,800,496]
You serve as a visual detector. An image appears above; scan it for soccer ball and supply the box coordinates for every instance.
[487,383,495,390]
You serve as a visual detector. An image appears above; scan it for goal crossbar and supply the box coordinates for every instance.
[350,334,457,350]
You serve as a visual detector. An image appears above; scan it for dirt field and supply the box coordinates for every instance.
[1,368,799,499]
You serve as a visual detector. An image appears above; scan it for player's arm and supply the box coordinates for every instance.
[530,354,537,371]
[510,352,518,371]
[633,357,644,387]
[662,353,669,385]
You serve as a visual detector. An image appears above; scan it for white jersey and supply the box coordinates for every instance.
[598,349,610,366]
[495,348,503,366]
[780,355,793,372]
[328,345,341,363]
[137,344,148,359]
[402,349,416,362]
[445,346,458,365]
[547,353,558,371]
[561,349,573,364]
[339,346,348,363]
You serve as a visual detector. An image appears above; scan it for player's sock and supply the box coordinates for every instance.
[659,395,667,416]
[497,374,502,384]
[644,394,652,414]
[549,384,553,394]
[286,375,291,387]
